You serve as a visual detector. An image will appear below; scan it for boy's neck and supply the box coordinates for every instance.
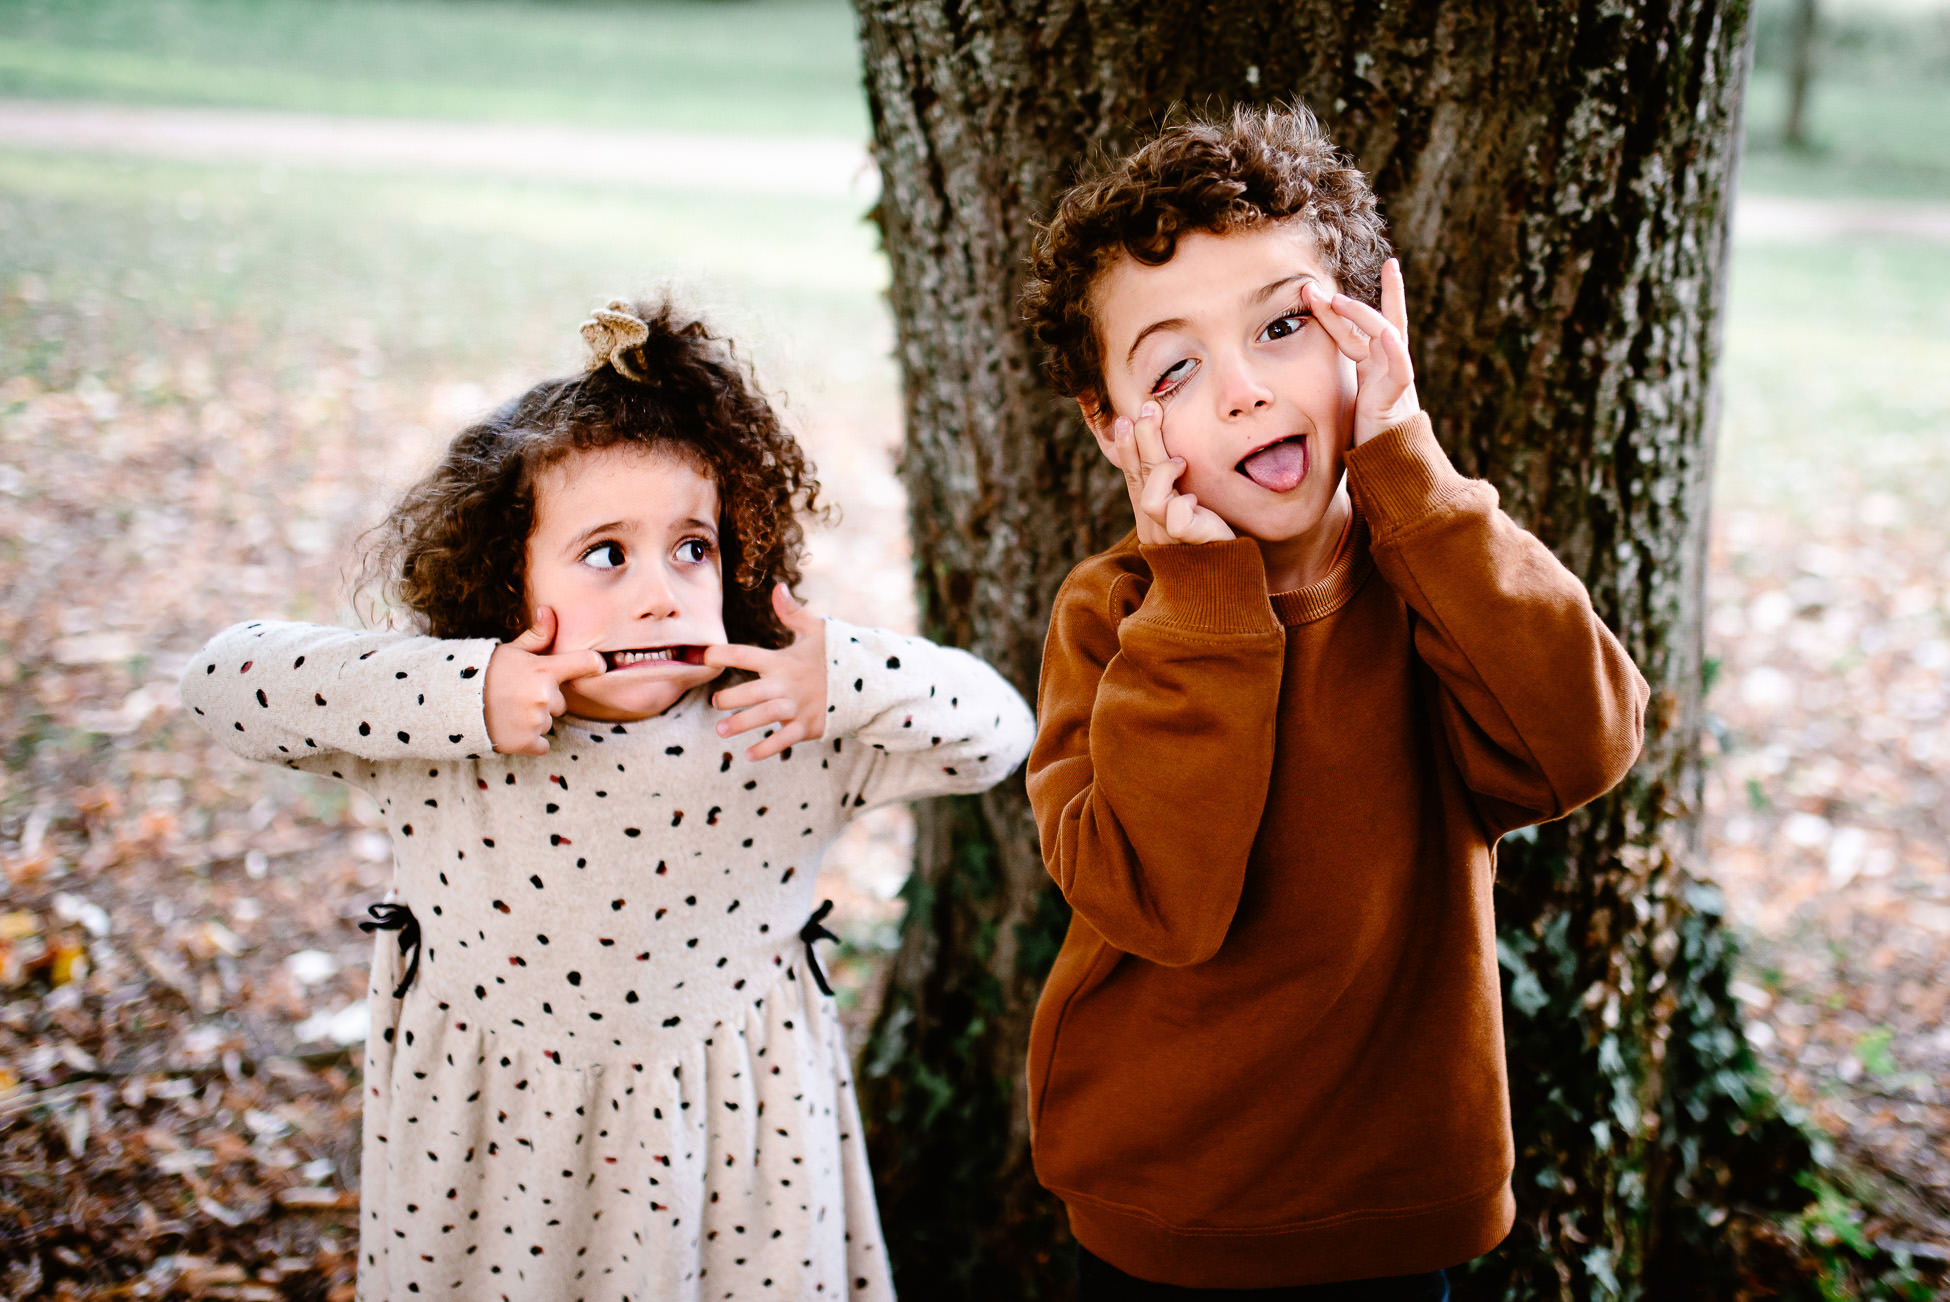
[1257,485,1354,594]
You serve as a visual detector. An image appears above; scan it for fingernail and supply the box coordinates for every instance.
[1140,402,1159,419]
[1114,417,1132,436]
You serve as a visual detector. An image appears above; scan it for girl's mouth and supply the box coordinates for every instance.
[604,646,706,670]
[1237,435,1308,493]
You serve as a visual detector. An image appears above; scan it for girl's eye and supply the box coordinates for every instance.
[581,541,625,570]
[677,538,712,564]
[1261,309,1311,342]
[1150,358,1195,397]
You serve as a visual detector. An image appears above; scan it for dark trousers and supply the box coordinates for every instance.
[1076,1246,1450,1302]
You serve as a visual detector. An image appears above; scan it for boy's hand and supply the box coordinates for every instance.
[484,607,605,756]
[703,585,828,762]
[1114,400,1236,547]
[1304,257,1421,446]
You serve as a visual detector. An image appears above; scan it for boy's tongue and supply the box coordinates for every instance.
[1241,437,1307,493]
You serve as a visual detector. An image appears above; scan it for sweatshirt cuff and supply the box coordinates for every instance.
[1134,539,1280,636]
[1345,412,1475,541]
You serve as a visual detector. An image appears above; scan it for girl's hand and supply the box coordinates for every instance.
[702,585,828,761]
[1114,400,1235,547]
[484,607,606,756]
[1304,257,1421,447]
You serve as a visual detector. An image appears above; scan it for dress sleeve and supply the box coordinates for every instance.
[1346,413,1650,837]
[816,618,1034,815]
[1024,542,1286,967]
[177,620,499,778]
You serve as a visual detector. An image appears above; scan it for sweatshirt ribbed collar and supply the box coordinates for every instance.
[1268,509,1373,626]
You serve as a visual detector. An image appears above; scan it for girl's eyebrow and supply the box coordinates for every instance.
[566,519,629,552]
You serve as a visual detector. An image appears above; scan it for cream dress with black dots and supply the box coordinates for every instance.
[180,617,1034,1302]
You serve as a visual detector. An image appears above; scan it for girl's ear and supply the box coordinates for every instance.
[1079,398,1120,464]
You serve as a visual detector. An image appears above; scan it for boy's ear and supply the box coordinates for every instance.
[1078,398,1120,465]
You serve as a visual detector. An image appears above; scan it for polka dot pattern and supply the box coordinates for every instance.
[180,618,1034,1300]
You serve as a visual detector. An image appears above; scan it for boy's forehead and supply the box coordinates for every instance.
[1091,222,1334,348]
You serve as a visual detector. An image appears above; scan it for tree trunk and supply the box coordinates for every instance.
[849,3,1810,1298]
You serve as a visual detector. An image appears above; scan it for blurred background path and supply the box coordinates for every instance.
[1,0,1947,1291]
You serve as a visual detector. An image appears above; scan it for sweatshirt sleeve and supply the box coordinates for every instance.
[1346,413,1650,836]
[178,620,499,777]
[1025,541,1286,967]
[820,617,1034,814]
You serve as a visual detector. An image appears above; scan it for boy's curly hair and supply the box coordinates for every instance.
[364,298,821,650]
[1022,103,1391,419]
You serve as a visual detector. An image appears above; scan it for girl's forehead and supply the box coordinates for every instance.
[532,445,719,531]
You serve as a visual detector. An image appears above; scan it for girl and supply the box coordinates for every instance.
[180,298,1034,1301]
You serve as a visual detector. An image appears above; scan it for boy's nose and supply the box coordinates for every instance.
[1218,355,1275,419]
[630,566,681,619]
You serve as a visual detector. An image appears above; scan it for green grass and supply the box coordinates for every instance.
[1717,232,1950,517]
[0,146,889,397]
[0,0,868,137]
[1742,0,1950,202]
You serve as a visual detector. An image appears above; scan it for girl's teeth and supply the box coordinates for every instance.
[615,649,679,665]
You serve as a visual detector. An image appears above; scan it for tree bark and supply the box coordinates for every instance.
[849,2,1810,1297]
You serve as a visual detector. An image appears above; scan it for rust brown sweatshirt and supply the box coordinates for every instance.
[1025,414,1648,1288]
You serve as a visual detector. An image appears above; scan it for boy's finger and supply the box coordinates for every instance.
[1131,401,1168,472]
[508,606,557,654]
[702,642,773,672]
[1381,258,1409,341]
[1306,285,1369,360]
[1111,416,1142,490]
[1138,455,1183,523]
[1330,293,1398,352]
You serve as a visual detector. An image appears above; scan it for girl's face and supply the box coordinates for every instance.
[524,445,728,721]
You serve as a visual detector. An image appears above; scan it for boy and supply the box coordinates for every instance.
[1019,106,1648,1297]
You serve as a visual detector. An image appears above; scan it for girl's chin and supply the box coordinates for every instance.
[564,677,708,722]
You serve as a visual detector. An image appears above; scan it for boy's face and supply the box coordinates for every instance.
[1084,222,1357,558]
[524,446,728,721]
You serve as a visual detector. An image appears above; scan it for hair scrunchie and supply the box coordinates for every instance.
[579,299,652,381]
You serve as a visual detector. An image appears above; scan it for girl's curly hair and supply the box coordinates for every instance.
[363,298,821,649]
[1022,103,1391,420]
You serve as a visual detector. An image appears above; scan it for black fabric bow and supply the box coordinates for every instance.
[799,899,839,997]
[359,902,422,1000]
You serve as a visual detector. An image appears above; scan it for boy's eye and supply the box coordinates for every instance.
[1261,309,1311,342]
[677,538,713,564]
[1151,358,1195,395]
[582,541,625,570]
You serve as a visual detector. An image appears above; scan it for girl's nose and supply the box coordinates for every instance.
[630,565,681,619]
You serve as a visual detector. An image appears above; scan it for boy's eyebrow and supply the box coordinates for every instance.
[1121,274,1320,367]
[1251,273,1316,304]
[565,520,630,553]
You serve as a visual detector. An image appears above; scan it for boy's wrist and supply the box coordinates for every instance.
[1134,539,1280,637]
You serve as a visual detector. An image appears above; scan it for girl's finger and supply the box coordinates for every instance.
[702,642,774,673]
[772,583,821,637]
[545,684,567,718]
[508,606,557,654]
[550,650,607,684]
[746,720,809,763]
[718,698,798,739]
[713,677,789,712]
